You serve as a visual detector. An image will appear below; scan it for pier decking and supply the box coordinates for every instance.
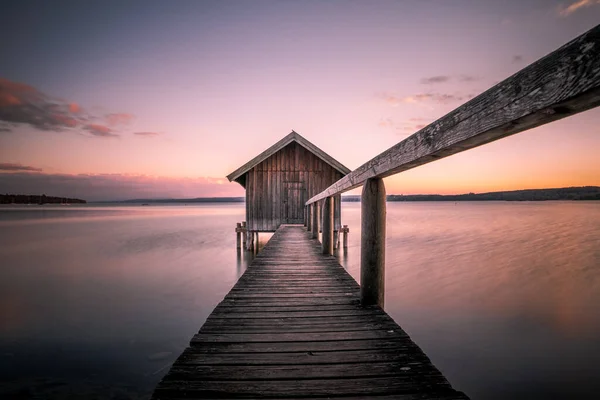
[152,225,468,399]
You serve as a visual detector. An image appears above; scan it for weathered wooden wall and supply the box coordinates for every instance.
[245,142,343,232]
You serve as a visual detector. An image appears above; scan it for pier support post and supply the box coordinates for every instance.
[342,225,349,249]
[236,223,242,249]
[242,221,247,248]
[311,202,319,239]
[322,196,334,255]
[361,178,386,308]
[246,230,254,251]
[307,204,312,231]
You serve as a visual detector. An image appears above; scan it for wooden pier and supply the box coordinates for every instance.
[153,225,468,399]
[153,24,600,399]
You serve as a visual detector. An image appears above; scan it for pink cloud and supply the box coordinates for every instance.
[382,92,466,106]
[558,0,600,17]
[85,124,118,138]
[0,163,42,172]
[69,103,80,113]
[0,77,154,139]
[133,131,160,137]
[106,113,134,126]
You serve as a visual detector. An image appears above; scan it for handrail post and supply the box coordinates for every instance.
[361,177,386,307]
[322,196,334,255]
[306,204,312,231]
[311,202,319,239]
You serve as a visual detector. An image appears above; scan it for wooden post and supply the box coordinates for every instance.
[236,223,242,249]
[246,230,254,251]
[322,197,334,255]
[311,202,319,239]
[360,178,386,308]
[343,225,349,249]
[307,204,312,231]
[242,221,247,247]
[303,206,307,227]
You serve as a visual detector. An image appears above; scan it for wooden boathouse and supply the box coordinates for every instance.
[153,25,600,399]
[227,131,350,249]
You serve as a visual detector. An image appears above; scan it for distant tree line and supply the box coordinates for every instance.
[116,197,245,204]
[341,186,600,202]
[1,194,87,204]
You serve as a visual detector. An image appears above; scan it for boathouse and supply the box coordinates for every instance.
[227,131,350,235]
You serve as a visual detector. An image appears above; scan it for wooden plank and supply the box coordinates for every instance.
[154,376,463,398]
[179,338,417,354]
[153,226,467,399]
[165,361,444,380]
[307,24,600,204]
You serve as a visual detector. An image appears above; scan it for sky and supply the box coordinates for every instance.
[0,0,599,201]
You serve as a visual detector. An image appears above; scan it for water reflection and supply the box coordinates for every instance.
[338,201,600,399]
[1,202,599,399]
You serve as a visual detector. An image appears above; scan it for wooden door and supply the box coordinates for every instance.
[283,182,305,224]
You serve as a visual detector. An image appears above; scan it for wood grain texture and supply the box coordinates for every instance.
[152,226,468,399]
[227,130,349,182]
[244,141,346,231]
[307,24,600,204]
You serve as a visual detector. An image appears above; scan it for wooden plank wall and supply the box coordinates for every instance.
[246,142,343,232]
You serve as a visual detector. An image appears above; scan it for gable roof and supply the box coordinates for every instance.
[227,130,351,183]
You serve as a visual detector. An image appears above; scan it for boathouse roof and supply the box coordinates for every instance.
[226,130,351,183]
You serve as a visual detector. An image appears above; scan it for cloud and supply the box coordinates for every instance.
[420,75,479,85]
[404,93,465,104]
[0,172,244,201]
[69,103,80,113]
[0,163,42,172]
[0,77,86,131]
[106,113,134,126]
[458,75,479,82]
[382,91,469,107]
[133,131,160,137]
[420,76,451,85]
[0,77,153,139]
[377,118,394,128]
[512,55,524,63]
[558,0,600,16]
[85,124,118,138]
[377,117,431,136]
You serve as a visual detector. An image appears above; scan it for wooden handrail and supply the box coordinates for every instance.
[306,24,600,205]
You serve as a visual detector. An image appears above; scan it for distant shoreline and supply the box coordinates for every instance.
[3,187,597,205]
[92,186,599,203]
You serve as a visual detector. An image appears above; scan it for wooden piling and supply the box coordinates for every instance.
[311,202,319,239]
[246,230,254,251]
[236,223,242,249]
[322,197,334,255]
[360,178,386,307]
[342,225,349,249]
[242,221,247,247]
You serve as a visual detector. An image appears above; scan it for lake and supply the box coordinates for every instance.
[0,202,599,399]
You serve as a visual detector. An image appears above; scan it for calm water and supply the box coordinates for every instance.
[0,202,599,399]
